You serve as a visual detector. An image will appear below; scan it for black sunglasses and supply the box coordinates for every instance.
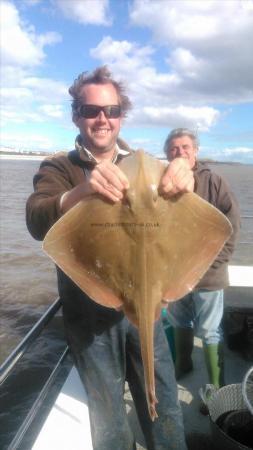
[78,104,121,119]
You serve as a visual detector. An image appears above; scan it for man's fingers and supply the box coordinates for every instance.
[88,161,130,202]
[96,162,129,190]
[184,175,195,193]
[159,158,194,196]
[160,178,174,194]
[89,172,123,201]
[108,163,129,189]
[90,178,122,202]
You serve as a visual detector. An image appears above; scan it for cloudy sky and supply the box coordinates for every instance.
[1,0,253,162]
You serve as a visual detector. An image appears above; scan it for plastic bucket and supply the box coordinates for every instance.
[207,384,253,450]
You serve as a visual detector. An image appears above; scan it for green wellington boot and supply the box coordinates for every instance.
[200,343,225,415]
[203,343,225,388]
[174,327,194,380]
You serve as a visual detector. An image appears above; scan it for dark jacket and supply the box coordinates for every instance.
[26,137,131,241]
[26,137,132,345]
[193,161,240,290]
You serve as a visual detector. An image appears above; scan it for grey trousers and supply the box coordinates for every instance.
[70,309,187,450]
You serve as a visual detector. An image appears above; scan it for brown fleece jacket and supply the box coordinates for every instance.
[26,137,131,241]
[193,161,240,290]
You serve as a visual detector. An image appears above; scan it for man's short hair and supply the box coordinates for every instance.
[69,66,132,119]
[163,128,199,154]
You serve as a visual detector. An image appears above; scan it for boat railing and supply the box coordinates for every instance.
[0,297,66,385]
[0,297,70,450]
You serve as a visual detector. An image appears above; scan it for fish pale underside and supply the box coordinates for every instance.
[43,150,232,421]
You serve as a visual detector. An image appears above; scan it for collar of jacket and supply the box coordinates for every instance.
[68,135,132,169]
[74,134,131,166]
[193,160,211,174]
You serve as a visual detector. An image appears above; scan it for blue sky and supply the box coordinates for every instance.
[1,0,253,163]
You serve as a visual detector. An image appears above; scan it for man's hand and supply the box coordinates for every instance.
[60,160,129,213]
[88,160,129,202]
[159,158,194,197]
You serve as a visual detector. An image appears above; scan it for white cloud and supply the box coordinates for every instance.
[130,105,219,131]
[88,0,253,133]
[1,103,67,126]
[128,137,165,156]
[39,104,64,118]
[223,147,253,156]
[91,36,133,61]
[1,109,43,124]
[130,0,253,44]
[90,36,154,69]
[20,77,68,102]
[168,48,200,78]
[0,1,61,67]
[1,1,252,161]
[1,86,33,100]
[130,138,153,146]
[0,2,68,129]
[1,70,69,126]
[130,0,253,104]
[54,0,111,25]
[1,131,55,151]
[198,145,253,163]
[90,37,219,130]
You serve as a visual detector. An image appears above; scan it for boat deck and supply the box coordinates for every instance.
[127,286,253,449]
[126,335,252,450]
[31,276,253,450]
[32,327,252,450]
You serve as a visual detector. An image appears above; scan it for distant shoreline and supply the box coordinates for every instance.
[0,154,47,161]
[0,153,251,165]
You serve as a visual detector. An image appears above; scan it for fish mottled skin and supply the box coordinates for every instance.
[43,150,232,420]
